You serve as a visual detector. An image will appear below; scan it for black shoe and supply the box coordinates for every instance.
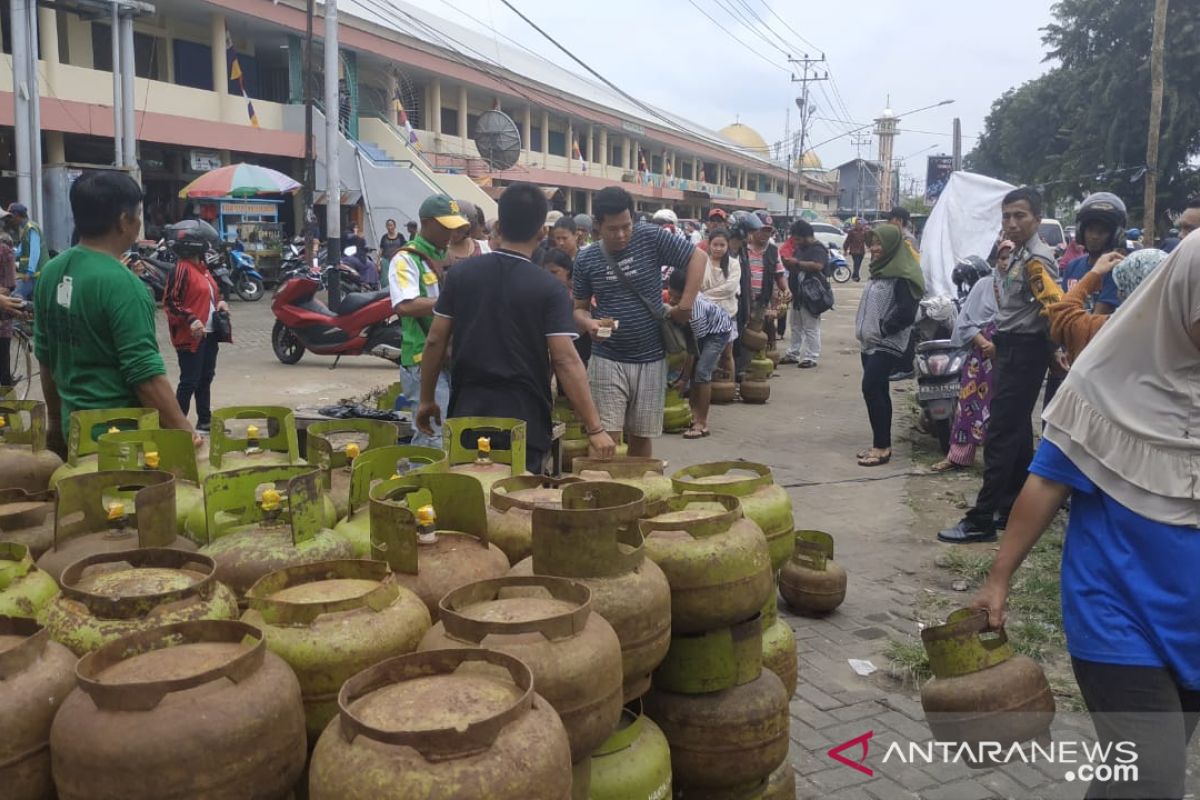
[196,421,211,433]
[937,520,998,544]
[889,370,916,382]
[994,511,1010,531]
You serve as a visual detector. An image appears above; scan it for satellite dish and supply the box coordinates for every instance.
[473,110,523,171]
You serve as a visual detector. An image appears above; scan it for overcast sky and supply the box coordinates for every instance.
[422,0,1057,189]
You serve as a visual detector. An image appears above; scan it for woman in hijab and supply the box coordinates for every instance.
[854,224,925,466]
[1048,248,1168,363]
[972,235,1200,800]
[932,245,1010,472]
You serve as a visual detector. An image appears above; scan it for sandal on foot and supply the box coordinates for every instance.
[931,459,962,473]
[683,427,708,440]
[857,450,892,467]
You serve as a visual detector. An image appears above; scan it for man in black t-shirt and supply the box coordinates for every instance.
[415,183,616,473]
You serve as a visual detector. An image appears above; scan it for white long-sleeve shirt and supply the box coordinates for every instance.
[701,254,741,318]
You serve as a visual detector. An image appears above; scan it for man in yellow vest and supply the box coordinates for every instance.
[388,194,468,448]
[8,203,44,301]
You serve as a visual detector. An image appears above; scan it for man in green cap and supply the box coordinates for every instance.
[388,193,469,448]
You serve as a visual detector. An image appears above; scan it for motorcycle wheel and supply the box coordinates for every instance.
[236,276,265,302]
[272,320,305,364]
[933,418,952,455]
[832,264,852,283]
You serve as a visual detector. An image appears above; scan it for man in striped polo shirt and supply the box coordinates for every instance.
[573,187,708,457]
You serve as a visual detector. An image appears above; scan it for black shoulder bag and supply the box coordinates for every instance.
[602,249,692,355]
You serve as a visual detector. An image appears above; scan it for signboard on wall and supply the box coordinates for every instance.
[189,150,223,172]
[925,155,955,204]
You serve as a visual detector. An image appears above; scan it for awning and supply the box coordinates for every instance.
[313,189,363,205]
[482,184,561,200]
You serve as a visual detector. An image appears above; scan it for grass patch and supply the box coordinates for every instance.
[884,638,932,685]
[936,548,993,585]
[1007,518,1066,658]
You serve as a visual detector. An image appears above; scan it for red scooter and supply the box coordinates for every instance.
[270,270,402,367]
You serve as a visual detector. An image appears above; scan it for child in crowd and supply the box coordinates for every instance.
[667,265,733,439]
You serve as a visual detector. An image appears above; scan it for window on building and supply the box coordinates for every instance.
[531,125,543,150]
[92,25,165,80]
[609,144,621,167]
[681,161,693,180]
[650,155,662,174]
[172,39,212,90]
[467,113,480,137]
[441,107,459,136]
[548,130,566,157]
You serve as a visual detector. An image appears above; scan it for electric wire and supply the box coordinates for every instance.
[683,0,790,73]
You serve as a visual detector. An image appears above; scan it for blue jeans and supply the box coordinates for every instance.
[398,364,449,449]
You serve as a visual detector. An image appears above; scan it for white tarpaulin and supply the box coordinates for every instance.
[920,171,1016,298]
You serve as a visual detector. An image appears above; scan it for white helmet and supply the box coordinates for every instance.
[652,208,679,226]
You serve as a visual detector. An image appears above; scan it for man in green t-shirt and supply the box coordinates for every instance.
[34,170,196,451]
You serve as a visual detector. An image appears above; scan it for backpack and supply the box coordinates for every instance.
[800,271,835,315]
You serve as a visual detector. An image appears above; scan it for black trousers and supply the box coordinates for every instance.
[1072,658,1200,799]
[851,252,864,278]
[861,351,900,449]
[0,336,10,386]
[176,335,219,426]
[964,333,1047,529]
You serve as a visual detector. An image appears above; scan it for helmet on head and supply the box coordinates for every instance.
[164,219,220,257]
[952,256,991,298]
[1126,227,1142,240]
[651,209,679,226]
[728,210,763,240]
[1075,192,1127,251]
[753,210,774,229]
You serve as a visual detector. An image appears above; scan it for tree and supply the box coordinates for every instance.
[966,0,1200,228]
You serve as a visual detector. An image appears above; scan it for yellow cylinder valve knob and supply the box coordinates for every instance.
[144,450,160,469]
[108,425,120,434]
[246,425,260,439]
[345,442,361,461]
[416,504,438,544]
[106,501,126,521]
[260,488,282,512]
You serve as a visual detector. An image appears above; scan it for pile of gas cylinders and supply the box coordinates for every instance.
[0,396,1055,798]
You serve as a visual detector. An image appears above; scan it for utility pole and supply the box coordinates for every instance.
[789,54,827,221]
[110,2,123,168]
[851,132,871,218]
[303,0,315,225]
[324,0,341,268]
[952,117,962,171]
[1143,0,1169,247]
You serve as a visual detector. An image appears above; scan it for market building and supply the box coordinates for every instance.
[0,0,837,261]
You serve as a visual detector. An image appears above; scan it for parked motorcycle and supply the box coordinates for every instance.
[125,250,169,302]
[204,246,236,301]
[228,247,266,302]
[828,245,852,283]
[915,340,965,454]
[270,268,402,367]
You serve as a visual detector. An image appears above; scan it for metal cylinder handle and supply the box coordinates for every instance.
[593,699,646,757]
[336,648,535,760]
[572,456,666,481]
[58,548,221,620]
[921,608,1014,679]
[0,616,56,678]
[488,475,583,513]
[670,460,772,497]
[438,575,592,644]
[529,481,646,579]
[637,492,742,540]
[75,620,267,712]
[245,559,399,625]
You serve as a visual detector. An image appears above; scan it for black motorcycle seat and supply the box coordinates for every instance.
[338,289,391,314]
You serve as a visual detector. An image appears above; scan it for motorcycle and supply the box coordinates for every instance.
[228,248,266,302]
[270,268,402,368]
[913,296,964,454]
[204,247,236,301]
[828,245,852,284]
[125,250,169,302]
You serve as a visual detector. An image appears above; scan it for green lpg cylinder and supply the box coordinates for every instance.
[0,542,59,619]
[305,419,399,521]
[672,461,796,572]
[747,354,774,381]
[639,494,772,635]
[444,417,529,495]
[48,407,159,490]
[652,614,763,696]
[562,424,630,474]
[760,587,798,699]
[37,470,193,583]
[333,444,447,557]
[662,386,692,435]
[0,488,55,558]
[0,400,63,493]
[572,457,674,508]
[98,429,203,543]
[511,482,671,702]
[207,406,303,474]
[487,475,583,565]
[241,559,431,743]
[41,548,239,656]
[778,530,847,615]
[198,466,354,600]
[368,472,510,622]
[589,702,672,800]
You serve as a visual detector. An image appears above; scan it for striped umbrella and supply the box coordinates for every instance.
[178,163,301,199]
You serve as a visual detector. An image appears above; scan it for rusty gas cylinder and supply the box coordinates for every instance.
[419,575,624,762]
[487,475,583,565]
[760,585,798,699]
[332,444,448,557]
[98,428,205,543]
[241,558,431,742]
[368,472,509,621]
[509,481,671,701]
[739,379,771,404]
[572,457,674,507]
[0,488,55,557]
[48,408,159,490]
[0,401,62,493]
[640,494,772,634]
[37,469,194,584]
[778,530,847,615]
[206,406,304,473]
[444,419,530,495]
[920,608,1056,765]
[309,649,573,799]
[41,548,239,656]
[0,616,76,800]
[709,376,737,405]
[672,461,795,572]
[305,418,399,520]
[197,466,353,600]
[50,620,307,800]
[0,542,58,619]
